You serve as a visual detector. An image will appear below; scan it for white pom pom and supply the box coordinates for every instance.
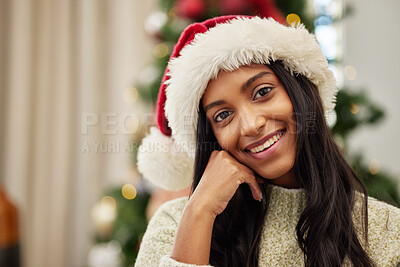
[137,127,194,191]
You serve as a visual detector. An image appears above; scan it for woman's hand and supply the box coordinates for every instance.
[190,150,263,218]
[171,150,262,265]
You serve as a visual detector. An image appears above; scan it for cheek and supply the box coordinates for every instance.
[283,118,297,169]
[213,127,239,152]
[287,113,297,135]
[272,97,295,133]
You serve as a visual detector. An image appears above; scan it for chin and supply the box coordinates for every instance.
[253,158,296,184]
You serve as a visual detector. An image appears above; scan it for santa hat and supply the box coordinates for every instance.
[137,15,337,191]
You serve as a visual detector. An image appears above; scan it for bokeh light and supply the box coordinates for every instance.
[91,197,117,237]
[315,25,337,60]
[153,43,169,58]
[314,15,333,26]
[137,65,160,86]
[124,115,140,134]
[369,159,381,175]
[350,102,360,114]
[168,7,178,19]
[344,65,357,81]
[123,87,138,103]
[101,196,116,210]
[122,184,137,200]
[286,13,301,26]
[144,11,168,35]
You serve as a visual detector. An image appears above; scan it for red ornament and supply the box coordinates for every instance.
[249,0,286,25]
[176,0,206,20]
[219,0,251,15]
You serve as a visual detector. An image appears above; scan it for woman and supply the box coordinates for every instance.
[135,16,400,266]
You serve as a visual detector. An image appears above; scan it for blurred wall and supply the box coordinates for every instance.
[0,0,156,266]
[345,0,400,185]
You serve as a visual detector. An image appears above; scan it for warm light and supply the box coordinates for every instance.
[344,65,357,81]
[122,184,137,200]
[350,102,360,114]
[101,196,116,210]
[369,159,381,175]
[91,198,117,237]
[153,43,169,58]
[144,11,168,35]
[123,87,138,104]
[286,13,301,26]
[137,66,160,86]
[124,116,139,133]
[168,7,178,19]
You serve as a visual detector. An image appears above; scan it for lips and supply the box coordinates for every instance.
[245,129,287,160]
[244,129,285,151]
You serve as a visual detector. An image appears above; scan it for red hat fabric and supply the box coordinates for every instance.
[157,15,249,137]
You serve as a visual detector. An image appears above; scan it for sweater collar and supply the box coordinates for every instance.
[264,183,307,227]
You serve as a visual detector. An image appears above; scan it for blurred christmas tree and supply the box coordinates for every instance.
[91,0,399,266]
[89,184,150,267]
[333,89,400,205]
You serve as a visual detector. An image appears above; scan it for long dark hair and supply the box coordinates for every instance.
[190,61,374,266]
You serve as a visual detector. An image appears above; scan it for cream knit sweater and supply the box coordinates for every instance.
[135,185,400,266]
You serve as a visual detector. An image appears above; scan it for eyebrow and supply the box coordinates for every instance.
[204,71,272,113]
[241,71,272,92]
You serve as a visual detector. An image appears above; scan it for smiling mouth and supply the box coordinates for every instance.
[245,129,286,154]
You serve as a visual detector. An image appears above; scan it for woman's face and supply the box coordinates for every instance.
[201,64,298,188]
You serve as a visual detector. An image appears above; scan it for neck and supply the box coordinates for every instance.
[262,169,300,189]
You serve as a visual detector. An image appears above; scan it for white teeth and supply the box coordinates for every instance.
[249,132,283,153]
[264,140,271,148]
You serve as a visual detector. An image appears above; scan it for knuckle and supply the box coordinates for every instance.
[215,151,223,158]
[221,154,230,162]
[219,150,229,157]
[232,165,240,173]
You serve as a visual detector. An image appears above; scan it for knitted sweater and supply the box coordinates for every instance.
[135,185,400,266]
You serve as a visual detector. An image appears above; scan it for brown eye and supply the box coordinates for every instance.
[215,111,232,122]
[254,87,272,100]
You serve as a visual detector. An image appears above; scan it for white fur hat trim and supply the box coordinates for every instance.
[137,127,194,190]
[164,16,337,158]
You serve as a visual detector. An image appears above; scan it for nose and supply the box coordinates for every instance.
[239,107,266,136]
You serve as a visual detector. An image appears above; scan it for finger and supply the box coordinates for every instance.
[235,162,254,177]
[235,162,264,186]
[222,151,254,176]
[224,151,257,178]
[220,152,262,200]
[210,150,219,159]
[256,174,265,184]
[242,174,263,201]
